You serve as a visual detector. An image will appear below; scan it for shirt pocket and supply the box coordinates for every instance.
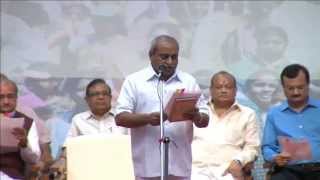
[224,123,245,145]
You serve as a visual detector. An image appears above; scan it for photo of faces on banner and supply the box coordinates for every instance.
[1,1,320,179]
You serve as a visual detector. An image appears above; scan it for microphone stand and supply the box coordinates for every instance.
[158,71,170,180]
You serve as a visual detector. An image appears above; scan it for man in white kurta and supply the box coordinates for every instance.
[192,71,260,180]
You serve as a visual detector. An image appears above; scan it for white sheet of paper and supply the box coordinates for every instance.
[0,117,25,153]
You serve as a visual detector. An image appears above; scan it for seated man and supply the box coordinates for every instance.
[192,71,260,180]
[0,78,41,180]
[50,78,125,176]
[1,73,53,179]
[262,64,320,180]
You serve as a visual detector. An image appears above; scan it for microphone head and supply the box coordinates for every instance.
[158,64,166,80]
[159,64,166,72]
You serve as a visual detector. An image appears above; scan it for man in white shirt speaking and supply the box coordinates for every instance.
[115,35,209,180]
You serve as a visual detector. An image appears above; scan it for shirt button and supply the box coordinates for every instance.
[298,125,303,129]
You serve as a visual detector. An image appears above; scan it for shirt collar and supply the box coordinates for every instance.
[280,97,319,111]
[209,100,242,113]
[0,111,16,118]
[144,65,182,82]
[86,110,114,120]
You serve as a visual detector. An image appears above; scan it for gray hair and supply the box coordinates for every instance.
[0,78,18,95]
[0,73,9,81]
[148,35,179,57]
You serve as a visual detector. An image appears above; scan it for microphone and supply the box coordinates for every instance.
[158,64,166,80]
[159,64,166,73]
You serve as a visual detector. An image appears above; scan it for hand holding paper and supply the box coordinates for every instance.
[0,117,25,153]
[12,127,28,148]
[273,152,291,166]
[278,136,312,161]
[182,107,201,121]
[165,89,201,122]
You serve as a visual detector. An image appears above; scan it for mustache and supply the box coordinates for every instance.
[159,66,174,73]
[291,94,302,97]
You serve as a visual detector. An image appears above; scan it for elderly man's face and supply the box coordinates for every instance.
[210,75,236,105]
[0,82,17,113]
[150,39,178,80]
[85,83,111,115]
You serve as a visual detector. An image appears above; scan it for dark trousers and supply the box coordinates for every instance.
[271,163,320,180]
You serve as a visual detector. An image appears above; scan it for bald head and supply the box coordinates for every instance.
[210,71,237,89]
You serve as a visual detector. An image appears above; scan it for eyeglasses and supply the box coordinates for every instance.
[87,91,111,98]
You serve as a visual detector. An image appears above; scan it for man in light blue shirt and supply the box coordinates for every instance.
[262,64,320,180]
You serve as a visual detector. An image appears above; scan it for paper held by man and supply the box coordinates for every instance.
[0,117,25,153]
[165,89,201,122]
[278,136,312,161]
